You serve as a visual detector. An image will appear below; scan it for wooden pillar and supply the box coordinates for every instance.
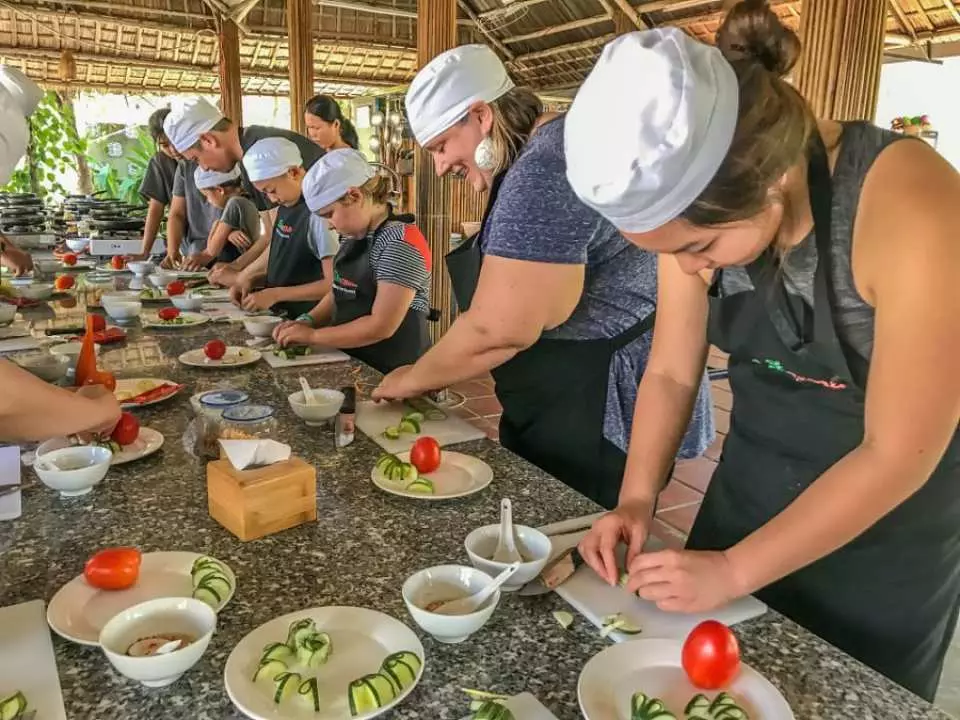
[287,0,314,134]
[793,0,886,120]
[217,19,243,124]
[416,0,458,339]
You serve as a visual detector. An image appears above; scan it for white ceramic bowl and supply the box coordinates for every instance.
[401,565,499,644]
[102,298,142,324]
[49,341,99,370]
[16,283,54,300]
[464,524,552,592]
[287,389,344,427]
[101,291,140,302]
[0,303,16,326]
[148,271,177,288]
[65,237,89,253]
[172,295,204,312]
[127,261,155,276]
[99,597,216,687]
[12,351,70,383]
[33,259,62,275]
[9,277,34,287]
[34,445,112,497]
[242,315,284,338]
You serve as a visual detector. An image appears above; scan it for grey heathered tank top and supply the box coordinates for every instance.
[719,122,906,361]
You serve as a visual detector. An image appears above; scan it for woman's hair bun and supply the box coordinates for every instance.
[716,0,801,77]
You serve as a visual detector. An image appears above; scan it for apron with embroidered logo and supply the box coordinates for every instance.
[265,199,325,318]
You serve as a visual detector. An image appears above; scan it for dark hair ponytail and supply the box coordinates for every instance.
[305,94,359,149]
[148,107,171,143]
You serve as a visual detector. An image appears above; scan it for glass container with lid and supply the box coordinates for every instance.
[219,404,277,441]
[193,389,250,419]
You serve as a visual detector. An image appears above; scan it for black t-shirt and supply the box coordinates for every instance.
[239,126,324,211]
[138,153,178,205]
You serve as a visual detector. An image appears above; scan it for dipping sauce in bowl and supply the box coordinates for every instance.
[127,633,196,657]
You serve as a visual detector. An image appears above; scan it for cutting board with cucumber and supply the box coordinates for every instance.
[457,693,558,720]
[357,398,486,454]
[0,600,67,720]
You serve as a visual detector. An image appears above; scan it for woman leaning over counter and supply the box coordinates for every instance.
[372,45,714,509]
[569,2,960,701]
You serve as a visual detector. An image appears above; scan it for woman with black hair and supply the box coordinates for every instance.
[304,95,359,151]
[135,107,180,259]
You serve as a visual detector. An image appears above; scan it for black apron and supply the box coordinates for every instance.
[446,174,655,510]
[265,200,325,318]
[331,216,431,375]
[690,132,960,701]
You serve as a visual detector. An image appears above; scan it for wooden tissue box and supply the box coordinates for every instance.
[206,456,317,541]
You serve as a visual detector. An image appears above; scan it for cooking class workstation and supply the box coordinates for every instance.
[0,277,951,720]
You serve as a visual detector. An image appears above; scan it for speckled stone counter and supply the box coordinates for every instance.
[0,311,952,720]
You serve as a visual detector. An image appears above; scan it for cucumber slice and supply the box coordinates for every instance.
[192,585,222,609]
[197,573,232,598]
[600,613,641,638]
[297,632,332,668]
[383,426,401,440]
[375,454,400,473]
[388,463,407,483]
[298,677,321,712]
[683,693,711,719]
[401,411,425,424]
[473,700,515,720]
[398,418,420,434]
[714,709,749,720]
[469,700,485,712]
[260,642,294,663]
[273,671,302,704]
[400,463,419,484]
[192,556,227,574]
[285,618,316,648]
[553,610,574,629]
[461,688,509,702]
[629,692,676,720]
[192,564,229,584]
[389,650,422,674]
[0,691,27,720]
[381,653,419,691]
[252,658,288,682]
[348,673,396,716]
[406,478,435,494]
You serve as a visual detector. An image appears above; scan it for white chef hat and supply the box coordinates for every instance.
[0,98,29,186]
[0,66,43,117]
[242,137,304,182]
[195,164,242,190]
[301,148,375,212]
[564,29,739,233]
[405,44,514,147]
[163,97,224,153]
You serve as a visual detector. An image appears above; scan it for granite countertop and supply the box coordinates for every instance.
[0,302,952,720]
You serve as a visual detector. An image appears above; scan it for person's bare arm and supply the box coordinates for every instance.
[164,195,187,266]
[231,208,275,272]
[137,198,165,258]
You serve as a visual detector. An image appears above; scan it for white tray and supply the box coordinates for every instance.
[262,346,351,368]
[0,600,67,719]
[458,693,557,719]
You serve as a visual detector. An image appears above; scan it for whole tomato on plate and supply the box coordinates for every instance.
[166,281,186,297]
[110,411,140,446]
[84,547,142,591]
[204,339,226,360]
[682,620,741,689]
[62,253,77,267]
[88,314,106,333]
[158,307,180,321]
[54,275,75,291]
[110,255,126,270]
[410,436,441,474]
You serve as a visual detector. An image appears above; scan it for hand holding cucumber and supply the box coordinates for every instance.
[578,499,656,587]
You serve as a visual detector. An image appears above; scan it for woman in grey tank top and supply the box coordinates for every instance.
[569,0,960,701]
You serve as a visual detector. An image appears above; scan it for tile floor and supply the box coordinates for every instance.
[451,353,960,717]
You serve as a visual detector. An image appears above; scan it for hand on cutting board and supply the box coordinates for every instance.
[579,499,655,586]
[623,548,742,614]
[372,365,419,402]
[242,288,278,312]
[274,322,315,348]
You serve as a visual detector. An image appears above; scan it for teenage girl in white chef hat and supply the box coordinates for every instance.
[372,44,715,510]
[569,0,960,700]
[0,69,122,441]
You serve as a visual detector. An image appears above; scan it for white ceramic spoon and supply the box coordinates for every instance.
[299,376,317,405]
[433,562,520,615]
[492,497,522,563]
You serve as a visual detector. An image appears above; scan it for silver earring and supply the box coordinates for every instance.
[474,136,496,172]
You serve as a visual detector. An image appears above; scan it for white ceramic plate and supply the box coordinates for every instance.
[224,606,424,720]
[371,451,493,501]
[140,311,209,328]
[174,270,210,279]
[577,638,795,720]
[179,346,262,368]
[47,551,236,646]
[115,377,184,408]
[189,286,231,302]
[98,264,132,274]
[37,427,164,466]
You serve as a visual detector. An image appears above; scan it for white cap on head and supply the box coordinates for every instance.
[564,29,739,233]
[195,164,241,190]
[0,99,29,186]
[405,44,514,147]
[242,137,303,182]
[0,66,42,117]
[163,97,223,153]
[301,148,375,212]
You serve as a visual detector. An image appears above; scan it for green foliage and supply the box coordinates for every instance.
[91,129,154,205]
[2,91,86,198]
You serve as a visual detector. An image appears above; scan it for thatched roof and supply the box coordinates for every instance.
[1,0,958,97]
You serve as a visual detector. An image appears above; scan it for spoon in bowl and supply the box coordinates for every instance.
[492,498,522,564]
[299,376,317,406]
[432,562,520,616]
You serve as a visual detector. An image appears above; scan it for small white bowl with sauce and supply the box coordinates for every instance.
[34,445,111,497]
[99,597,216,687]
[401,564,499,644]
[464,524,552,592]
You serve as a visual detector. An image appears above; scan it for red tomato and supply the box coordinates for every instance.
[111,255,126,270]
[166,281,186,297]
[204,339,227,360]
[62,253,77,266]
[682,620,741,689]
[410,437,441,474]
[110,411,140,446]
[84,547,142,591]
[88,314,106,332]
[54,275,75,291]
[158,307,180,321]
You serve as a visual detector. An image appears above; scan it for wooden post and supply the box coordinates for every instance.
[793,0,886,120]
[416,0,458,339]
[287,0,314,133]
[217,18,243,124]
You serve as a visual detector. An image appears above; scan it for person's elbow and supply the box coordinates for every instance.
[466,309,541,352]
[860,426,955,495]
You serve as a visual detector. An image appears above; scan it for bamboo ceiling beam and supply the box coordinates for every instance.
[456,0,514,60]
[477,0,549,19]
[943,0,960,25]
[887,0,917,41]
[502,14,610,44]
[316,0,471,25]
[612,0,648,29]
[509,34,614,64]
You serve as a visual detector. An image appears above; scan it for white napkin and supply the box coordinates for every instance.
[219,439,291,470]
[0,445,22,521]
[0,336,40,354]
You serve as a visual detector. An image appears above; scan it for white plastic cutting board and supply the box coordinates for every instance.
[457,693,558,720]
[553,533,767,642]
[0,600,67,719]
[357,400,486,454]
[262,346,351,368]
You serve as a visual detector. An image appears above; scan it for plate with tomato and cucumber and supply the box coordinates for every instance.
[371,435,493,500]
[47,549,237,646]
[35,411,164,466]
[141,308,209,328]
[179,339,262,368]
[578,620,794,720]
